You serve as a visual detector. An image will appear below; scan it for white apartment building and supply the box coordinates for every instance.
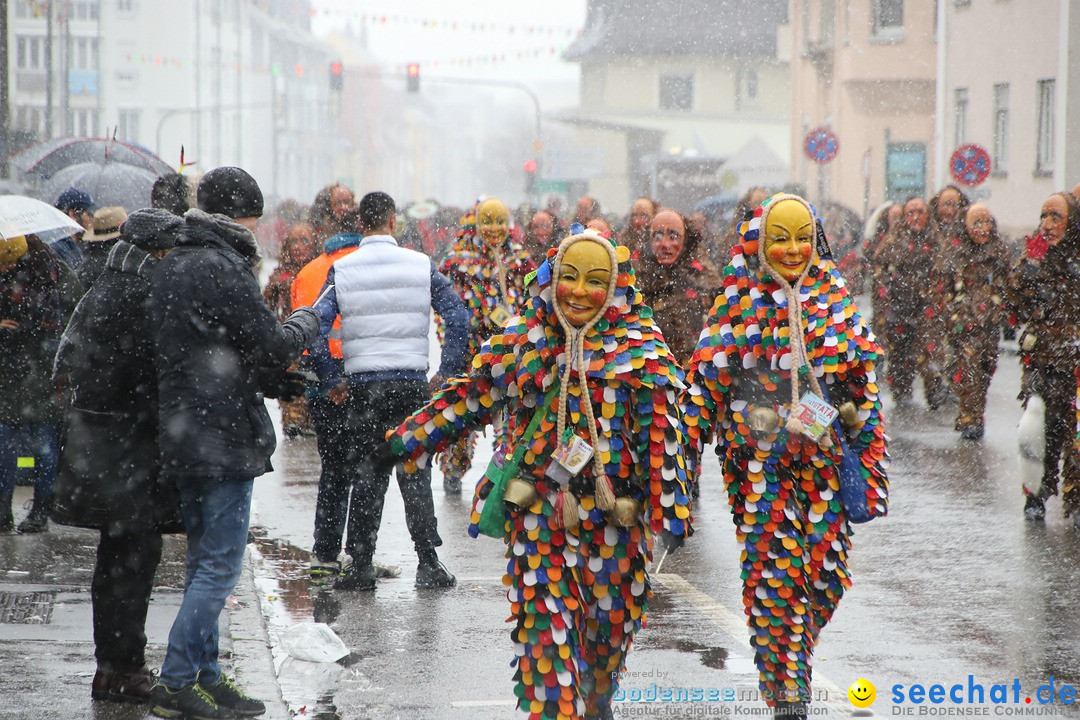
[942,0,1080,236]
[4,0,340,204]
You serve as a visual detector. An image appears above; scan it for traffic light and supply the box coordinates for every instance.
[523,158,539,194]
[406,63,420,93]
[329,61,343,91]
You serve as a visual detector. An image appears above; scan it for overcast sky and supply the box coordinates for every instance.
[310,0,587,107]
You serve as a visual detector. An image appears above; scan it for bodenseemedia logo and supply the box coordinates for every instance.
[858,676,1080,715]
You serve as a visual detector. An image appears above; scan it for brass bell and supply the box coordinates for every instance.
[503,477,540,512]
[748,406,780,438]
[608,496,642,527]
[838,401,859,428]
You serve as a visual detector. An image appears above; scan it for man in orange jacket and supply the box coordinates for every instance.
[292,205,400,582]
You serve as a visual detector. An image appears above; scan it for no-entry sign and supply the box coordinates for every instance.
[804,127,839,164]
[949,144,992,186]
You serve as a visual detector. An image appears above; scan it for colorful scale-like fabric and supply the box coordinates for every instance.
[680,233,889,706]
[439,213,534,356]
[390,249,692,720]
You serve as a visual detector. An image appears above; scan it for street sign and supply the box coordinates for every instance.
[949,143,992,186]
[804,127,839,164]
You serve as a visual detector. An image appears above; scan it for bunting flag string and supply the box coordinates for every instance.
[120,44,570,78]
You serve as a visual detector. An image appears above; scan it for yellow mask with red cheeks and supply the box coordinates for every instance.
[476,198,510,247]
[763,199,815,282]
[556,240,612,327]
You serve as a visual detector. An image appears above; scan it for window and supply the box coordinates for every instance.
[819,0,836,46]
[72,1,99,21]
[16,36,45,70]
[15,106,44,134]
[992,83,1009,175]
[1036,79,1055,175]
[872,0,904,38]
[68,108,99,137]
[117,0,136,12]
[117,110,140,143]
[953,87,968,148]
[886,142,926,202]
[659,74,694,111]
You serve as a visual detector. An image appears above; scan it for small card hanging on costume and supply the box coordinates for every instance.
[489,304,512,327]
[545,432,594,484]
[794,391,839,441]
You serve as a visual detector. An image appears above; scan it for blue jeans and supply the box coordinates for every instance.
[159,476,253,688]
[0,422,58,499]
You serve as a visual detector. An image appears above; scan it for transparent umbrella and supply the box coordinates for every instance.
[0,194,83,239]
[7,136,174,179]
[41,161,158,213]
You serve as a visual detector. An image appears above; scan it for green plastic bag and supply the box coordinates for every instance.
[475,383,559,539]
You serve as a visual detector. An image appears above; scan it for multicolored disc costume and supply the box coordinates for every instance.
[392,231,692,720]
[680,194,888,708]
[437,199,535,485]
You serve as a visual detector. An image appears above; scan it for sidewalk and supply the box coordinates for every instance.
[0,486,286,720]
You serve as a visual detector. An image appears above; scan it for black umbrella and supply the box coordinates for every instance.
[7,136,174,179]
[41,161,157,212]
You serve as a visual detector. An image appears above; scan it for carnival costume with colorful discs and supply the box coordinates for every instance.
[392,231,692,720]
[437,198,535,487]
[680,195,888,708]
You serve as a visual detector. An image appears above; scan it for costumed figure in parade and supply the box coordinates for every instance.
[437,197,535,492]
[872,196,948,408]
[389,229,692,720]
[680,194,888,717]
[1007,192,1080,523]
[933,204,1011,440]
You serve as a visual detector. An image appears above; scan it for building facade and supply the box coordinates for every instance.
[560,0,791,215]
[941,0,1080,235]
[787,0,938,219]
[4,0,339,204]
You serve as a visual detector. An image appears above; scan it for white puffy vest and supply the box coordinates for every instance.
[334,235,431,375]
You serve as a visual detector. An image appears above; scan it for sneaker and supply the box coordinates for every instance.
[309,557,342,582]
[17,496,50,534]
[774,702,808,719]
[416,554,456,589]
[92,665,155,703]
[959,425,984,441]
[1024,495,1046,521]
[198,674,266,717]
[149,683,233,720]
[336,562,377,591]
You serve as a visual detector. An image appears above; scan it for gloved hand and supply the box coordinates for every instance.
[658,529,685,555]
[258,367,308,401]
[282,306,320,350]
[372,440,398,476]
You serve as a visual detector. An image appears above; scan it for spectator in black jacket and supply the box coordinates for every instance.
[148,167,319,720]
[78,206,127,289]
[52,208,185,704]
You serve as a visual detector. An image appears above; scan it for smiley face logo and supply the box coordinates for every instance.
[848,678,876,708]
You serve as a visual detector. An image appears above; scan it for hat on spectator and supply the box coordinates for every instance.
[121,208,183,251]
[0,235,28,264]
[87,206,128,242]
[197,166,264,220]
[55,187,96,214]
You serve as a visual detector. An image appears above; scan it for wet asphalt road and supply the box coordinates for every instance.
[247,342,1080,720]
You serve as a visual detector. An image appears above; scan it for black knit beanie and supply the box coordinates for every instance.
[197,166,264,219]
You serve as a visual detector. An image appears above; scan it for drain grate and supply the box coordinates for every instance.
[0,591,56,624]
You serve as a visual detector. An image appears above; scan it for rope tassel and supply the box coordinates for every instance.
[594,474,616,511]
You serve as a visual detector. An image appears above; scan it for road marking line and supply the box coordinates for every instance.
[652,573,888,720]
[449,699,517,707]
